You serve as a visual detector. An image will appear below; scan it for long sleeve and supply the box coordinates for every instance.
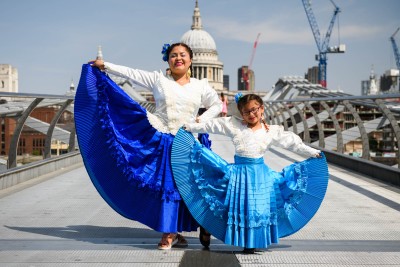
[270,125,320,157]
[104,62,158,90]
[186,117,233,136]
[197,82,222,122]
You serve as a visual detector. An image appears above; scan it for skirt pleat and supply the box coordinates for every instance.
[75,64,198,233]
[171,129,329,248]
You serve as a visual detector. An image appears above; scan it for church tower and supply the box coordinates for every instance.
[0,64,18,93]
[369,65,378,95]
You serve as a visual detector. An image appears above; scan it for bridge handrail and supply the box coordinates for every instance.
[262,94,400,176]
[0,92,398,188]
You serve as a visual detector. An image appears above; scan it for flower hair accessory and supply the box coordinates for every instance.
[235,92,243,103]
[161,43,171,62]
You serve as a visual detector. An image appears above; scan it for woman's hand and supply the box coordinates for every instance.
[89,59,105,70]
[315,152,322,158]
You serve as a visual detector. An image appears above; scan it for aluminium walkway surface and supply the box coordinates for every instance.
[0,133,399,267]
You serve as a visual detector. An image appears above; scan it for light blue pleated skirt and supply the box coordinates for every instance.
[171,128,329,248]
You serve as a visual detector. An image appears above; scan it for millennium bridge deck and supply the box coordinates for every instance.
[0,134,399,267]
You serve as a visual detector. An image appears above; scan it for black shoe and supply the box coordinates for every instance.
[199,226,211,248]
[242,248,255,254]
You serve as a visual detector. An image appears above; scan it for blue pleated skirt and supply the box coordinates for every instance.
[171,129,329,248]
[74,64,198,233]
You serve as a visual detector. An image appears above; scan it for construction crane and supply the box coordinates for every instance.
[390,27,400,70]
[242,33,261,90]
[301,0,345,87]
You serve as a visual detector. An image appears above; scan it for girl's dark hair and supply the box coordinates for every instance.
[237,94,268,128]
[165,42,194,77]
[237,94,264,113]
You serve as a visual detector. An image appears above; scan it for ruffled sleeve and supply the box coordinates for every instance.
[185,117,233,137]
[104,62,159,90]
[197,79,222,122]
[269,125,320,157]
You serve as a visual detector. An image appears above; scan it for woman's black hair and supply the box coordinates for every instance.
[165,42,194,77]
[236,94,264,113]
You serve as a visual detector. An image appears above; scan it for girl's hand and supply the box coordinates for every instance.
[89,59,105,70]
[182,125,190,132]
[315,152,322,158]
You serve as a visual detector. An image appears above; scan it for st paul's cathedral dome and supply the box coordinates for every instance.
[180,1,223,91]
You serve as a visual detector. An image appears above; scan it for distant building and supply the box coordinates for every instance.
[0,64,18,93]
[0,104,74,158]
[305,66,319,84]
[223,75,229,91]
[0,117,15,156]
[361,80,369,96]
[380,69,399,93]
[368,67,379,95]
[65,80,76,96]
[18,106,74,157]
[0,78,75,160]
[361,66,379,95]
[238,66,254,91]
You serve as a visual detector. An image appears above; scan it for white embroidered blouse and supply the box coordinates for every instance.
[185,117,320,158]
[104,62,222,135]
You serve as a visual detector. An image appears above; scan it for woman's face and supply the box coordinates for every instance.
[168,45,192,76]
[240,99,264,126]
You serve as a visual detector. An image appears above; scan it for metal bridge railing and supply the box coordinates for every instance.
[0,92,76,169]
[1,91,398,186]
[0,92,157,171]
[262,94,400,170]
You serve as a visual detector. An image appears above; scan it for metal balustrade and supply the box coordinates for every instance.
[0,92,399,187]
[263,94,400,169]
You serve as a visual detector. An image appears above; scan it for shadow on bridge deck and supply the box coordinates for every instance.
[0,134,399,266]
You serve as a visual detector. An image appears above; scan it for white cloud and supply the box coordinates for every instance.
[206,14,385,47]
[339,25,383,39]
[206,17,314,45]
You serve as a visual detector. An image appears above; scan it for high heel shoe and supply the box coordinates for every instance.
[199,226,211,248]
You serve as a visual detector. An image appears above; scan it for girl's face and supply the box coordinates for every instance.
[240,100,264,126]
[168,45,192,76]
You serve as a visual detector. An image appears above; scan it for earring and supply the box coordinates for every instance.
[187,68,192,78]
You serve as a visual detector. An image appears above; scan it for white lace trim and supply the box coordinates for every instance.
[146,112,170,134]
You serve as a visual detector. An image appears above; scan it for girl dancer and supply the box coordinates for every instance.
[171,93,328,253]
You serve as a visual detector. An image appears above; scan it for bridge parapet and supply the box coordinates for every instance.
[0,92,398,188]
[260,94,400,185]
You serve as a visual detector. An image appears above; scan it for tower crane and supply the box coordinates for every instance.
[301,0,345,87]
[242,33,261,90]
[390,27,400,70]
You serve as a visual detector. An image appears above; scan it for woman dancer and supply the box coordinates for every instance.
[74,42,222,250]
[171,93,329,253]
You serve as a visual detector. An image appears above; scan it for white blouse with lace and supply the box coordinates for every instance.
[104,62,222,135]
[185,116,320,158]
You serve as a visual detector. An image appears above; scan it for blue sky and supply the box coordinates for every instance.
[1,0,399,96]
